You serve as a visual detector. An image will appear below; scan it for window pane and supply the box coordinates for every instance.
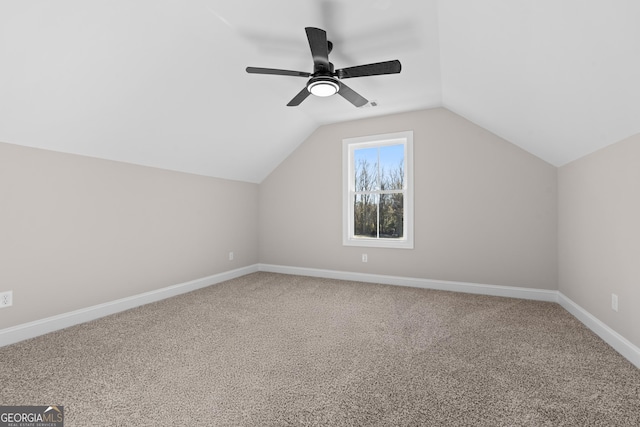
[379,144,404,190]
[354,193,378,238]
[379,193,403,239]
[354,147,379,191]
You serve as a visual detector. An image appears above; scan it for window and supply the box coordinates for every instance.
[343,131,413,249]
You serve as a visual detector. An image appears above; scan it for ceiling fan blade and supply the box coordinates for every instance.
[336,60,401,79]
[246,67,311,77]
[337,82,368,107]
[287,87,311,106]
[305,27,330,71]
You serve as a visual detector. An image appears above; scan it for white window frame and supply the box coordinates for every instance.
[342,130,414,249]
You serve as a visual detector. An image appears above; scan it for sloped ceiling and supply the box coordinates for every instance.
[1,0,638,183]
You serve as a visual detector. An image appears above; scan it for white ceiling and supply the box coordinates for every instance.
[1,0,638,183]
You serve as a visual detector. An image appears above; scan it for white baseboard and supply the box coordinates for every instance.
[558,293,640,369]
[4,263,638,370]
[0,264,259,348]
[258,264,559,302]
[259,264,640,369]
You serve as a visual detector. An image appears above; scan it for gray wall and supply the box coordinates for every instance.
[3,107,637,353]
[0,142,259,329]
[559,133,640,348]
[259,108,558,289]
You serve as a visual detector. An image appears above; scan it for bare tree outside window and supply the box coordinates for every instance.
[353,144,404,240]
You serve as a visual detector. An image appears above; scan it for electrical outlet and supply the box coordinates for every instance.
[611,293,618,312]
[228,251,234,261]
[0,291,13,308]
[362,254,368,263]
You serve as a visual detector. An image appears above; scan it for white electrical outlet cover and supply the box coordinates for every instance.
[0,291,13,308]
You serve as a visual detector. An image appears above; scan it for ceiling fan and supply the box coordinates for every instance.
[246,27,401,107]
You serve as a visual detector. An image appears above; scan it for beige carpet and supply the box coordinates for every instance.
[1,272,639,426]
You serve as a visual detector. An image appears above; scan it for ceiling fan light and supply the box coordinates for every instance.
[307,77,339,97]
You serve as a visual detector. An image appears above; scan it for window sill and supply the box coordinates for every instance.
[343,237,414,249]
